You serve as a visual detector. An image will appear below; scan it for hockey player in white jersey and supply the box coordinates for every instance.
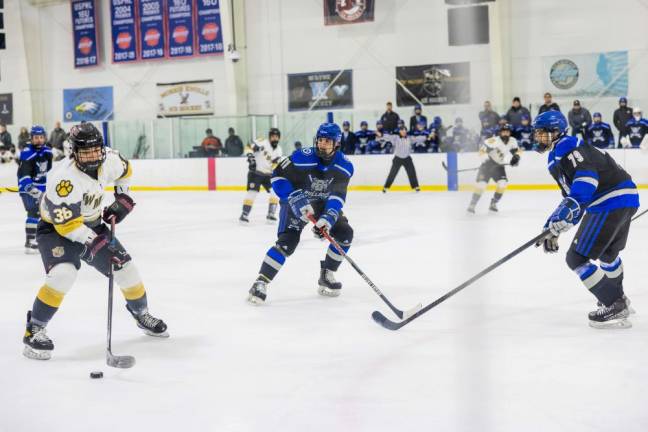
[467,123,521,213]
[239,128,284,224]
[22,123,168,361]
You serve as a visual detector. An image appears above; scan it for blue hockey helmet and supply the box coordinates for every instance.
[619,97,628,104]
[30,125,46,137]
[342,120,350,127]
[593,112,602,119]
[360,120,368,127]
[30,125,47,147]
[315,122,341,162]
[414,104,422,111]
[532,110,568,153]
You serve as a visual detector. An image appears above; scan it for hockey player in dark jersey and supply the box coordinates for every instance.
[355,121,375,155]
[620,107,648,149]
[247,123,354,304]
[533,110,639,329]
[584,113,614,149]
[514,114,535,150]
[409,120,430,153]
[17,125,53,254]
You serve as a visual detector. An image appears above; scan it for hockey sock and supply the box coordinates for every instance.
[574,262,621,306]
[31,285,64,326]
[600,257,624,295]
[469,192,482,207]
[114,262,148,314]
[259,246,287,281]
[268,202,278,216]
[492,192,503,203]
[25,216,38,242]
[323,241,350,272]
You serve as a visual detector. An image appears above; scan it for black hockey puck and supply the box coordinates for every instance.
[90,371,104,379]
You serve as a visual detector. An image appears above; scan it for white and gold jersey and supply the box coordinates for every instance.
[247,139,283,175]
[40,149,132,243]
[480,136,519,165]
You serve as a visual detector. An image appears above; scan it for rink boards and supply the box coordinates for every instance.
[1,149,647,192]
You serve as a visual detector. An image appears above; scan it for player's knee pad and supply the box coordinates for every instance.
[244,191,258,205]
[496,180,507,193]
[566,249,590,271]
[114,261,142,289]
[276,232,300,256]
[333,222,354,245]
[475,181,487,193]
[44,263,78,294]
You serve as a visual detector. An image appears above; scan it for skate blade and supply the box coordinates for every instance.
[247,294,265,305]
[23,345,51,360]
[317,286,341,297]
[239,221,249,226]
[143,329,170,338]
[588,318,632,329]
[24,248,39,255]
[266,219,277,225]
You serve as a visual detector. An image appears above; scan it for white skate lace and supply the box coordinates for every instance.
[139,313,160,329]
[253,281,267,294]
[325,270,337,284]
[595,305,613,316]
[32,326,51,343]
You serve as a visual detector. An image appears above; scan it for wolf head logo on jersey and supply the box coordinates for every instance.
[308,175,334,193]
[592,130,604,141]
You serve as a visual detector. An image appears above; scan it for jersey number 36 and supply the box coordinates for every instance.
[53,207,73,224]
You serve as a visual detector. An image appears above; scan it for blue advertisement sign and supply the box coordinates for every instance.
[63,87,115,122]
[196,0,224,56]
[71,0,99,68]
[166,0,195,58]
[138,0,166,60]
[110,0,138,63]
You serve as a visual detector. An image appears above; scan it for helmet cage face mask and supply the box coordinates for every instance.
[74,144,106,171]
[533,129,559,153]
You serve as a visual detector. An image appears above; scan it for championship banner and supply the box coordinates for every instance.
[138,0,166,60]
[323,0,374,25]
[166,0,195,58]
[196,0,224,56]
[157,80,214,117]
[110,0,138,63]
[543,51,628,97]
[287,70,353,111]
[0,93,13,125]
[63,87,114,122]
[396,62,471,106]
[71,0,99,68]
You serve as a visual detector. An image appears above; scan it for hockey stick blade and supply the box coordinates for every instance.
[441,161,449,171]
[107,351,136,369]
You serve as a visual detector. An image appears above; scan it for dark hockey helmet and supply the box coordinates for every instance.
[532,110,567,153]
[268,128,281,139]
[315,122,341,162]
[68,122,106,172]
[30,125,47,147]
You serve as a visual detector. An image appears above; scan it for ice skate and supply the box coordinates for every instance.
[489,200,499,212]
[239,213,250,224]
[127,305,169,337]
[467,203,476,214]
[589,298,631,329]
[318,263,342,297]
[266,213,277,224]
[247,279,268,305]
[24,239,39,255]
[23,311,53,360]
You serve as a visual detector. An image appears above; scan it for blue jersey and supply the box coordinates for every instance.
[355,129,376,154]
[409,128,429,153]
[17,143,53,193]
[514,125,534,150]
[585,122,614,149]
[548,136,638,213]
[271,148,354,216]
[624,118,648,148]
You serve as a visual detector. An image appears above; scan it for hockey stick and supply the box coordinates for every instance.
[372,231,550,330]
[0,187,19,193]
[441,161,509,173]
[308,215,422,319]
[106,216,136,369]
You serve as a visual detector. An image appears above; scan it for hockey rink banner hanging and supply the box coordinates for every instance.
[196,0,224,55]
[287,70,354,111]
[63,86,114,122]
[110,0,138,63]
[71,0,99,68]
[395,62,471,106]
[166,0,195,58]
[157,80,214,117]
[543,51,629,97]
[0,93,12,125]
[323,0,375,25]
[138,0,166,60]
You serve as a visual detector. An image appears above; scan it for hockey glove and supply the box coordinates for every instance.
[103,194,135,224]
[287,189,314,223]
[536,232,560,254]
[24,184,42,200]
[312,209,338,240]
[546,197,582,236]
[81,234,125,265]
[247,153,257,171]
[510,153,520,167]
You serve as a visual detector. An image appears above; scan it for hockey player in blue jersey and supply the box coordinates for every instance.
[584,112,614,149]
[355,121,375,154]
[17,125,53,254]
[533,110,639,329]
[514,114,534,150]
[247,123,354,304]
[410,120,430,153]
[620,107,648,149]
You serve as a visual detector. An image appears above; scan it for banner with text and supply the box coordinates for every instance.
[166,0,195,58]
[543,51,628,97]
[157,80,214,117]
[138,0,166,60]
[63,87,114,122]
[0,93,13,125]
[396,62,471,106]
[71,0,99,68]
[110,0,138,63]
[195,0,224,55]
[287,70,353,111]
[323,0,374,25]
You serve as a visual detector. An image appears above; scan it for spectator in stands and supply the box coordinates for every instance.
[613,97,633,148]
[538,92,560,114]
[479,100,500,136]
[294,141,302,151]
[448,117,471,152]
[514,114,535,150]
[224,127,243,156]
[567,100,592,138]
[380,101,400,132]
[504,97,531,128]
[340,121,358,155]
[201,128,223,156]
[18,127,31,150]
[49,121,67,151]
[410,120,430,153]
[585,112,614,149]
[432,116,446,141]
[0,123,13,151]
[355,121,375,155]
[409,104,427,132]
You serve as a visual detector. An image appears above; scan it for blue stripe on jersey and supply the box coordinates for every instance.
[576,213,599,255]
[325,195,345,214]
[582,212,608,256]
[574,170,599,180]
[570,181,597,205]
[271,177,294,200]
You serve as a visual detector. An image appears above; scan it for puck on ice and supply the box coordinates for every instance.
[90,371,103,379]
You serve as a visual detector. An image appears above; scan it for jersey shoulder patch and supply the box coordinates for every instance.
[554,135,580,158]
[291,148,318,165]
[55,179,74,197]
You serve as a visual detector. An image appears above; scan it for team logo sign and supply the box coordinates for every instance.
[550,59,579,90]
[423,66,451,98]
[78,37,93,55]
[202,22,219,42]
[173,25,190,44]
[335,0,366,22]
[56,180,74,198]
[116,32,133,49]
[52,247,65,258]
[145,29,161,47]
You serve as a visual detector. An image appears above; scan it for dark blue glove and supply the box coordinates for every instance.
[287,189,313,222]
[546,197,582,235]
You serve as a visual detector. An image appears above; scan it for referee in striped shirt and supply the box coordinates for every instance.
[383,125,420,193]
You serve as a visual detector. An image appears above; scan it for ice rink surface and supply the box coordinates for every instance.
[1,190,648,432]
